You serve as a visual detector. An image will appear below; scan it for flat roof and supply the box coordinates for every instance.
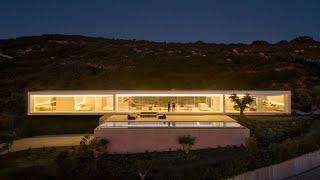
[28,90,291,95]
[104,115,236,122]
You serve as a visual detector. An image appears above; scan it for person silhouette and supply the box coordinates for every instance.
[167,102,171,112]
[172,102,176,111]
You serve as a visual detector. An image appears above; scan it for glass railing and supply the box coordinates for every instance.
[98,121,242,128]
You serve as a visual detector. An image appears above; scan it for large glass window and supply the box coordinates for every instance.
[74,95,95,112]
[96,96,114,112]
[257,94,287,112]
[29,92,289,114]
[225,94,288,113]
[32,96,57,112]
[116,95,222,112]
[31,95,113,113]
[225,95,257,113]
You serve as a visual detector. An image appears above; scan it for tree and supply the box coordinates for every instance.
[134,159,154,180]
[311,85,320,112]
[0,131,16,154]
[229,93,254,117]
[0,139,13,154]
[178,135,196,158]
[4,92,26,130]
[79,135,109,158]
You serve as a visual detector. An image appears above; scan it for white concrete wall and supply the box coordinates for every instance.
[228,149,320,180]
[94,127,250,154]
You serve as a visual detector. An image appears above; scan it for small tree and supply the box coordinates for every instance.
[134,159,154,180]
[80,135,109,158]
[311,86,320,112]
[0,132,16,153]
[229,93,254,117]
[178,135,196,158]
[0,141,12,154]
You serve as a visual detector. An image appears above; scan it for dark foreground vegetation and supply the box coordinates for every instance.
[236,116,314,146]
[0,116,319,179]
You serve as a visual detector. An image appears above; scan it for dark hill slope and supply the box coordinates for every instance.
[0,34,320,110]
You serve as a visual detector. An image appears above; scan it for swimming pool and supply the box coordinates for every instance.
[98,121,242,128]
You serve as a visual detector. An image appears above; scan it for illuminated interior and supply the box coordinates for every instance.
[28,91,290,114]
[31,95,113,113]
[116,94,223,112]
[225,94,288,112]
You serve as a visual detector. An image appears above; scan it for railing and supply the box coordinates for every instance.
[98,121,242,128]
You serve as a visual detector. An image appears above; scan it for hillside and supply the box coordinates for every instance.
[0,34,320,112]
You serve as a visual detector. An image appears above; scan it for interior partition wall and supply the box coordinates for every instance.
[28,91,291,115]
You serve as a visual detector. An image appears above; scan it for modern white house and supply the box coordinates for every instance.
[28,90,291,115]
[27,90,290,153]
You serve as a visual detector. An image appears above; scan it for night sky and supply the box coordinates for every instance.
[1,0,319,43]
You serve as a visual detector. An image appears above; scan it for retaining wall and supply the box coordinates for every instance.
[94,127,249,153]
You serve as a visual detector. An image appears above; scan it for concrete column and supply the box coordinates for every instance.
[286,93,291,114]
[113,94,116,112]
[222,94,226,113]
[28,93,32,115]
[257,96,263,112]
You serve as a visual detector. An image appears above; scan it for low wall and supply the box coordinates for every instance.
[228,149,320,180]
[94,127,249,153]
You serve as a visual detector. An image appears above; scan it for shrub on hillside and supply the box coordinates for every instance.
[238,116,313,146]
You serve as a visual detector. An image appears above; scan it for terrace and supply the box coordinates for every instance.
[97,114,242,128]
[94,114,249,153]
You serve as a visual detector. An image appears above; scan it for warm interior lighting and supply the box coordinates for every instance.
[116,94,222,97]
[28,91,290,114]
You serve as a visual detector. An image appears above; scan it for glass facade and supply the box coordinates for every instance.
[225,94,288,113]
[28,91,290,114]
[116,95,222,112]
[30,95,113,113]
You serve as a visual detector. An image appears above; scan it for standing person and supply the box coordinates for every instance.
[167,102,171,112]
[172,102,176,111]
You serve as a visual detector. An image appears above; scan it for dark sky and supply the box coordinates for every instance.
[1,0,319,43]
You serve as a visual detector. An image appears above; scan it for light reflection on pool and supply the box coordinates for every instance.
[98,121,242,128]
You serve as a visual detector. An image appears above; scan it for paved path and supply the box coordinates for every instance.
[1,134,89,154]
[286,166,320,180]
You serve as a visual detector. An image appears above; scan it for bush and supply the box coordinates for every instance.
[79,135,109,158]
[0,131,16,143]
[178,135,196,158]
[238,116,313,146]
[267,134,320,164]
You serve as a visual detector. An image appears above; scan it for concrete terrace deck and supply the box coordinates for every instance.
[102,114,236,122]
[95,114,248,153]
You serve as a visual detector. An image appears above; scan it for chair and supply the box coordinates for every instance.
[158,114,166,119]
[127,114,137,120]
